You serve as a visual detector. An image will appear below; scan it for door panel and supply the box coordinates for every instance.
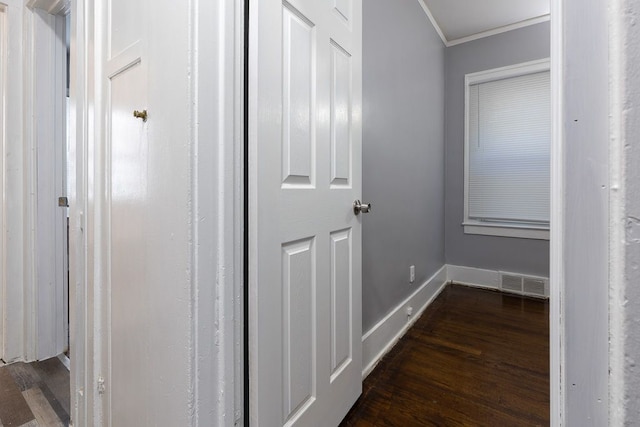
[251,0,362,425]
[101,0,193,425]
[333,0,352,24]
[108,0,141,59]
[330,228,351,378]
[108,58,148,427]
[282,237,316,421]
[330,41,352,187]
[282,5,314,187]
[106,1,148,421]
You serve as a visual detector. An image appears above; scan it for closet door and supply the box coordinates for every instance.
[100,0,192,424]
[250,0,364,425]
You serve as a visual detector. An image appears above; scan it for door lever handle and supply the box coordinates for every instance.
[353,200,371,215]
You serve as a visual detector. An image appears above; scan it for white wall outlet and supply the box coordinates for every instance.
[406,306,413,316]
[409,265,415,283]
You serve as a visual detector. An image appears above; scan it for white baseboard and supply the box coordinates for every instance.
[447,264,549,297]
[361,264,549,378]
[361,265,447,378]
[58,353,70,371]
[446,264,501,290]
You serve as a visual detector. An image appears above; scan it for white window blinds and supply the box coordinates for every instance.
[467,70,550,225]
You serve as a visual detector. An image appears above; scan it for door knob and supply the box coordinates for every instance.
[133,109,148,122]
[353,200,371,215]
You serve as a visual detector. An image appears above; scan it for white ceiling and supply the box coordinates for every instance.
[420,0,550,45]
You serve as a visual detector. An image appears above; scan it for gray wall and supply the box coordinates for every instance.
[444,22,551,277]
[362,0,445,332]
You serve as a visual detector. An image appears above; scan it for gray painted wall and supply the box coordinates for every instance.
[362,0,445,332]
[444,22,551,277]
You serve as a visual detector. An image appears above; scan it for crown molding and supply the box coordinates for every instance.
[416,0,550,48]
[26,0,70,15]
[416,0,448,46]
[446,15,550,47]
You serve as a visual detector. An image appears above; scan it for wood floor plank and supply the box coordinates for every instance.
[30,358,70,416]
[341,284,549,426]
[0,368,35,426]
[22,387,64,427]
[7,363,41,392]
[37,382,70,425]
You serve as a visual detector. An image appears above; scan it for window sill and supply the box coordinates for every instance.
[462,222,550,240]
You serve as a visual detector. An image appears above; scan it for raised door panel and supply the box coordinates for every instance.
[108,60,148,427]
[108,0,142,59]
[333,0,352,25]
[282,4,315,188]
[282,238,317,423]
[330,229,352,379]
[330,40,352,187]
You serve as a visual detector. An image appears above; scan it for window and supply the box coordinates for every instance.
[464,59,550,240]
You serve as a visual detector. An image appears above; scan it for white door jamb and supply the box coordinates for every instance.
[550,1,565,424]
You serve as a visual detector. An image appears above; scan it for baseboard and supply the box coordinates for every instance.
[447,264,549,297]
[361,265,447,378]
[446,264,501,290]
[58,353,70,371]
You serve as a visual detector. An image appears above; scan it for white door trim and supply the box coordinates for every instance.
[22,2,37,364]
[1,0,28,364]
[68,0,90,424]
[0,3,6,363]
[192,0,245,425]
[551,0,610,424]
[549,2,565,425]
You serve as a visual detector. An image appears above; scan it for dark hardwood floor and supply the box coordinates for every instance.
[0,285,548,426]
[341,284,549,427]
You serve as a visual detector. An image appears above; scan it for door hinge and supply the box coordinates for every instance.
[97,376,106,395]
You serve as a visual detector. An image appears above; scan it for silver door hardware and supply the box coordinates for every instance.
[353,200,371,215]
[58,196,69,207]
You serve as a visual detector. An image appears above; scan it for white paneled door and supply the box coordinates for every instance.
[99,0,192,425]
[250,0,363,426]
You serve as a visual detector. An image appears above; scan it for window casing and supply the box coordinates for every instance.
[464,59,551,240]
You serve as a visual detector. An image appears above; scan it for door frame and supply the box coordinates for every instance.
[0,2,6,363]
[549,0,564,424]
[0,0,30,364]
[25,0,70,362]
[66,0,614,426]
[551,0,611,425]
[0,0,70,364]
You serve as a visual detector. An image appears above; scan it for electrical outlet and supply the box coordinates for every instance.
[409,265,415,283]
[406,306,413,316]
